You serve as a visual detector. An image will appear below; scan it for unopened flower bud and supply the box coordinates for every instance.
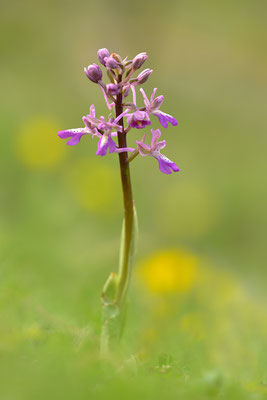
[97,48,110,66]
[105,56,119,69]
[84,63,102,83]
[111,53,122,63]
[106,83,119,96]
[136,68,153,85]
[123,85,130,98]
[132,52,148,70]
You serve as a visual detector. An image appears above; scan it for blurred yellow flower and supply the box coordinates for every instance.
[14,117,65,170]
[137,249,199,294]
[65,158,120,215]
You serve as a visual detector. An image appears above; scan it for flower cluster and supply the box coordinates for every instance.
[58,48,179,174]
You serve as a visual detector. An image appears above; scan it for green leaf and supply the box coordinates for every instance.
[100,204,138,356]
[101,272,119,305]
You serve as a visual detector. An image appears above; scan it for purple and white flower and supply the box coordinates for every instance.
[136,129,180,174]
[96,134,117,156]
[125,86,151,129]
[140,88,178,128]
[58,104,98,145]
[126,110,151,129]
[86,109,130,156]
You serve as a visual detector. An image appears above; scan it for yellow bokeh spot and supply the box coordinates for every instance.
[23,323,43,340]
[137,249,199,294]
[14,117,65,170]
[65,158,120,215]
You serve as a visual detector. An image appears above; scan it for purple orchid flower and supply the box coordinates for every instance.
[86,109,130,156]
[96,134,117,156]
[58,104,98,145]
[140,88,178,129]
[125,86,151,129]
[126,110,151,129]
[136,129,180,174]
[97,136,134,156]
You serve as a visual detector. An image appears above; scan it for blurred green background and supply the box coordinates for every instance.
[1,0,267,399]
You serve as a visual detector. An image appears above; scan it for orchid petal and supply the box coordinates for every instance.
[135,110,147,121]
[155,112,168,128]
[66,133,83,146]
[58,129,84,139]
[98,84,114,111]
[154,111,178,128]
[82,116,91,130]
[89,104,95,117]
[157,158,172,174]
[151,128,161,149]
[131,85,137,106]
[169,162,180,172]
[107,136,117,153]
[131,119,151,129]
[140,88,150,107]
[96,135,108,156]
[128,110,151,129]
[136,141,151,157]
[164,113,178,126]
[154,153,180,174]
[150,88,157,103]
[156,140,166,151]
[126,114,133,125]
[58,131,74,139]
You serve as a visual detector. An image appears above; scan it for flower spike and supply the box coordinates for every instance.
[58,104,98,145]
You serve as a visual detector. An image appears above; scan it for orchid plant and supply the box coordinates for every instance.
[58,49,179,355]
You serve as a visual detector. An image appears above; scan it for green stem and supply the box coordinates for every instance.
[100,74,135,356]
[127,147,139,163]
[115,74,134,306]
